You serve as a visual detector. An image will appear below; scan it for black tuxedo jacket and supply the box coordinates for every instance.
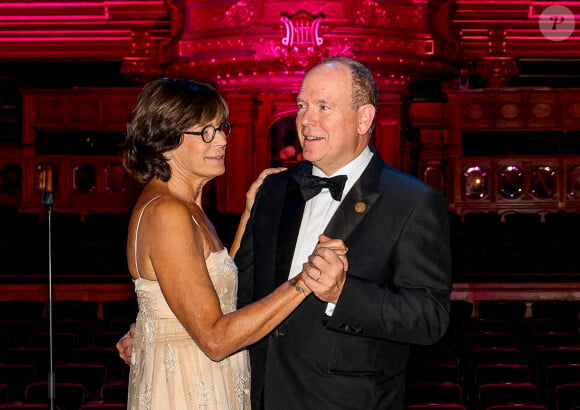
[235,150,452,410]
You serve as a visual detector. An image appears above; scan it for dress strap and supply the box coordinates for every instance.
[191,214,199,227]
[134,195,162,279]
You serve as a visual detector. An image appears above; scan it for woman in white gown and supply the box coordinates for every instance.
[121,77,347,409]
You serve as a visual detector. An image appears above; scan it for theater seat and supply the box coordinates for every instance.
[53,301,99,322]
[476,300,527,325]
[0,405,60,409]
[486,406,548,410]
[406,382,463,406]
[465,331,517,349]
[92,331,125,348]
[0,364,36,402]
[5,347,54,376]
[409,345,459,367]
[450,300,474,323]
[517,318,579,339]
[28,332,80,362]
[545,363,580,392]
[100,381,128,404]
[523,331,579,351]
[72,346,125,380]
[545,364,580,408]
[468,346,524,369]
[25,382,86,410]
[55,363,107,401]
[406,404,467,410]
[407,363,461,384]
[463,318,513,335]
[554,383,580,410]
[0,301,44,322]
[531,300,580,322]
[101,299,138,332]
[0,384,8,402]
[531,346,580,384]
[478,382,539,410]
[79,404,126,410]
[473,364,531,388]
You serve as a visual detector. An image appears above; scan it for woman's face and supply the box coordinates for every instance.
[169,120,229,181]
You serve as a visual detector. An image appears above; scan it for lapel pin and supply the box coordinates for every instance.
[354,202,366,213]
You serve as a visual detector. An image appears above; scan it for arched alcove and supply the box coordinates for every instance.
[269,115,301,168]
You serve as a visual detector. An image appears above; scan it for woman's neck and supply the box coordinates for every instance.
[149,178,202,208]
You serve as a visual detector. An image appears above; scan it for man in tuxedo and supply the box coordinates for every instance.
[234,55,452,409]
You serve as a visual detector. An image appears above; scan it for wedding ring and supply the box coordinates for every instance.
[315,271,322,282]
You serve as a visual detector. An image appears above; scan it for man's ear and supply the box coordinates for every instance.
[357,104,376,135]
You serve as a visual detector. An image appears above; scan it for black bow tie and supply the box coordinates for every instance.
[299,174,348,201]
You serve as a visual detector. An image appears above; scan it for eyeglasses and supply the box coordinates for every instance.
[182,121,232,143]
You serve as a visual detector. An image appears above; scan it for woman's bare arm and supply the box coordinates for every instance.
[229,167,285,258]
[150,199,346,362]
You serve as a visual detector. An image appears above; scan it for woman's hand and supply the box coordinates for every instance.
[230,167,286,258]
[245,167,286,213]
[302,235,349,304]
[314,234,349,272]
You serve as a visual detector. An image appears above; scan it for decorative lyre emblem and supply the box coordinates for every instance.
[279,11,325,67]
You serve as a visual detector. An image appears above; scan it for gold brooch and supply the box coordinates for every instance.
[354,202,366,213]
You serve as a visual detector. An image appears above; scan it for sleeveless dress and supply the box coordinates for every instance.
[127,196,251,409]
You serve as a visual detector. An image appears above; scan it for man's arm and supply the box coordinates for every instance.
[327,188,452,345]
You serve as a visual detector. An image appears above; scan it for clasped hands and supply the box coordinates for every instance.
[116,234,348,366]
[301,234,349,305]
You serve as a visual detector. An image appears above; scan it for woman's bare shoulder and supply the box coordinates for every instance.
[137,195,194,234]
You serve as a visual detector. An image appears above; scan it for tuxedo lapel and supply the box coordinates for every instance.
[274,165,311,286]
[324,155,383,241]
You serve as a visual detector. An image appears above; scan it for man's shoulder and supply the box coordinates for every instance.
[368,155,419,186]
[263,162,311,187]
[377,161,440,197]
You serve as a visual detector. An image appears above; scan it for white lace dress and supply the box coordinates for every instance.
[127,202,250,409]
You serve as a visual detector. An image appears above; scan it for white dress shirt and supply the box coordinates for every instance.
[288,146,374,315]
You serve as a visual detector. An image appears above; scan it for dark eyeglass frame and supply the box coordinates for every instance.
[182,121,232,143]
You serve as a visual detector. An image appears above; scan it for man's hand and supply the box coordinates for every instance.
[116,323,136,365]
[302,235,348,304]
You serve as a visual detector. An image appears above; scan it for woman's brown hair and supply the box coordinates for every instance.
[123,77,229,183]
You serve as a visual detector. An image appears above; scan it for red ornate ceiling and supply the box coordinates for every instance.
[1,0,578,90]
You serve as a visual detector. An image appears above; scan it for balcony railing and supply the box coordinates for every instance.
[0,154,142,215]
[446,156,580,219]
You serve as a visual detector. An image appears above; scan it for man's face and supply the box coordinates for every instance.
[296,62,368,175]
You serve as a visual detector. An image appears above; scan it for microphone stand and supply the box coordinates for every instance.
[41,166,55,410]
